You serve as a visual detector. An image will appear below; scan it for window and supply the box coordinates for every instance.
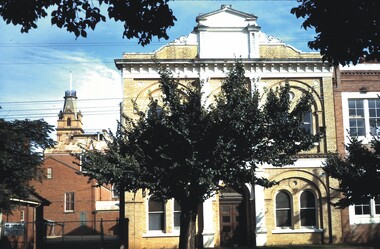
[147,103,163,119]
[79,154,88,173]
[20,210,25,222]
[148,196,165,231]
[276,191,292,227]
[354,202,371,215]
[348,98,380,137]
[64,192,75,212]
[300,191,317,227]
[111,184,119,199]
[46,167,52,179]
[375,198,380,215]
[354,198,380,216]
[368,99,380,135]
[67,118,71,126]
[348,99,365,136]
[351,198,380,224]
[302,111,313,134]
[173,200,181,230]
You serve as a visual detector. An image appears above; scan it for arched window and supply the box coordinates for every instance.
[275,191,292,227]
[302,111,313,134]
[147,101,163,119]
[148,196,165,231]
[67,118,71,126]
[300,191,317,227]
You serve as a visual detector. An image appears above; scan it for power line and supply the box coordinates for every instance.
[0,38,312,49]
[0,97,123,105]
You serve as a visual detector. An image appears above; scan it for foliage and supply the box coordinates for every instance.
[0,0,176,45]
[292,0,380,66]
[0,118,55,212]
[324,136,380,208]
[80,62,319,249]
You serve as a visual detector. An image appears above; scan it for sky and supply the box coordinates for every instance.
[0,0,316,136]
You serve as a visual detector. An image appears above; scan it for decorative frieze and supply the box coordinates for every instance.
[115,59,332,79]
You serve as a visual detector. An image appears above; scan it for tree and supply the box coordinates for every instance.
[80,62,319,249]
[324,136,380,208]
[0,118,55,212]
[291,0,380,66]
[0,0,176,45]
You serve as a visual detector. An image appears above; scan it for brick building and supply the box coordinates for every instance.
[0,194,50,249]
[32,89,119,237]
[114,5,342,248]
[333,63,380,243]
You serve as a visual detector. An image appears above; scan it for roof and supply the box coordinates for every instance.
[10,191,51,207]
[196,4,257,21]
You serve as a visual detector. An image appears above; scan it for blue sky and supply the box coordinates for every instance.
[0,0,316,134]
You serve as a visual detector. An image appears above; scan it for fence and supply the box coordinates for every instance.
[0,219,122,249]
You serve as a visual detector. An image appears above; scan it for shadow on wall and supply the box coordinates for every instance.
[66,225,100,236]
[345,222,380,244]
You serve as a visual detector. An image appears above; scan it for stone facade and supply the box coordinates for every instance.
[115,5,342,247]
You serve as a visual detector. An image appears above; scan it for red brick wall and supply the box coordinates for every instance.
[334,69,380,244]
[1,205,37,249]
[334,70,380,154]
[33,154,98,235]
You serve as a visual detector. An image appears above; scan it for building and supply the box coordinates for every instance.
[114,5,342,248]
[0,194,50,249]
[334,63,380,243]
[31,89,119,237]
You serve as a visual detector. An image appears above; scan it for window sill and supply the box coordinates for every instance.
[64,211,74,213]
[351,216,380,224]
[143,231,180,238]
[272,228,323,234]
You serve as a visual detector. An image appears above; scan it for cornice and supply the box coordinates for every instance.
[115,58,332,79]
[340,71,380,75]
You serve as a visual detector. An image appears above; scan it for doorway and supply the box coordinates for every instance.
[219,187,248,246]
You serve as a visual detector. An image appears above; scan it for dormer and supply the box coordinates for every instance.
[194,5,261,59]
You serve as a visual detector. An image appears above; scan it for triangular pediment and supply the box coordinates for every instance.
[196,5,258,28]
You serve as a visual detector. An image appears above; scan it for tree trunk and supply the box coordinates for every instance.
[179,203,198,249]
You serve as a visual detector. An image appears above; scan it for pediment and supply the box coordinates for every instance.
[196,5,258,28]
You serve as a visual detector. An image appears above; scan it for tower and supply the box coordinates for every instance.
[56,90,84,142]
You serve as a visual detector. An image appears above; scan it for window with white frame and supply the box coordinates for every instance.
[64,192,75,212]
[375,198,380,215]
[348,98,380,137]
[79,154,88,173]
[300,191,317,227]
[20,210,25,222]
[173,200,181,230]
[354,201,371,215]
[350,198,380,224]
[111,184,119,199]
[148,196,165,231]
[46,167,52,179]
[275,191,292,228]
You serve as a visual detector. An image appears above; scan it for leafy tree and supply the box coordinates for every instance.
[80,62,319,249]
[0,0,176,45]
[292,0,380,66]
[0,118,55,212]
[324,136,380,208]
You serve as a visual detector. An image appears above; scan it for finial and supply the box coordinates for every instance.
[70,71,73,91]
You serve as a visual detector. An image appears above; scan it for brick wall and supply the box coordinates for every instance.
[334,68,380,243]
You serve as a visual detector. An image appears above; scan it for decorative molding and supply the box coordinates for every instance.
[115,59,332,79]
